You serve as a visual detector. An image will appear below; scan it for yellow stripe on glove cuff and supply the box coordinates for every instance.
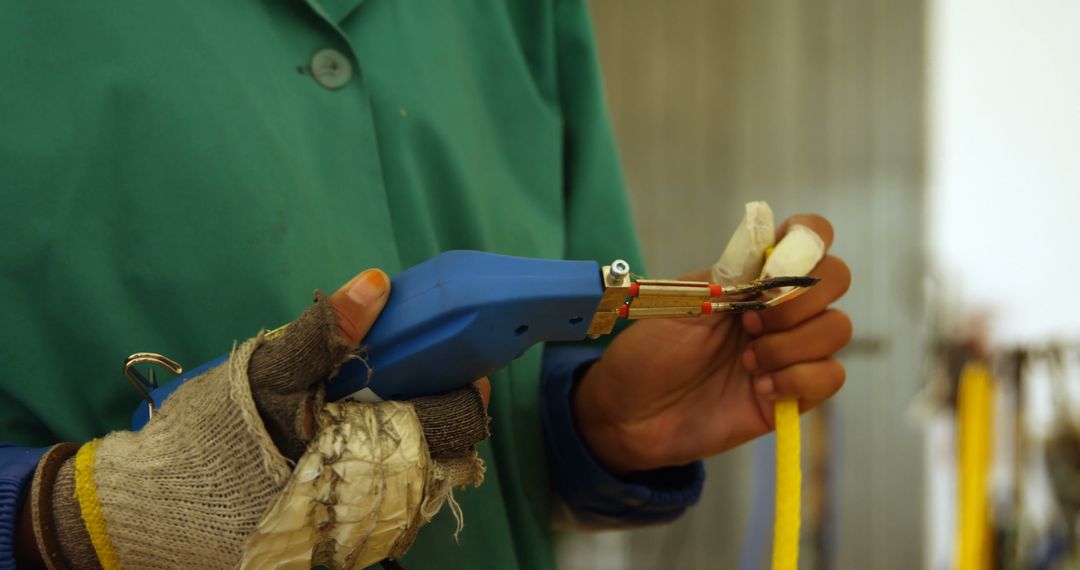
[74,439,122,570]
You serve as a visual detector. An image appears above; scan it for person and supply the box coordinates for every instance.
[0,2,852,568]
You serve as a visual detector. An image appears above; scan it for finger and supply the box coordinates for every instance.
[742,310,766,336]
[743,309,852,373]
[249,276,386,397]
[757,255,851,332]
[474,377,492,409]
[413,384,492,459]
[753,358,846,407]
[776,214,834,252]
[330,269,391,346]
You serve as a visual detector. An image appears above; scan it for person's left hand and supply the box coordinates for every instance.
[572,214,852,474]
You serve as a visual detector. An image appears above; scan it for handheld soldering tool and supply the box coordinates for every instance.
[129,250,816,429]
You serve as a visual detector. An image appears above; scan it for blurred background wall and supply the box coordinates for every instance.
[556,0,928,568]
[928,0,1080,345]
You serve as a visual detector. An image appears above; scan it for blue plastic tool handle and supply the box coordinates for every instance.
[132,251,605,429]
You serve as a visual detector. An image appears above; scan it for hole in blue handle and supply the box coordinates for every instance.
[514,325,529,336]
[568,316,584,325]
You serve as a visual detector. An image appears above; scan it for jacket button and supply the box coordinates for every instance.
[310,49,352,90]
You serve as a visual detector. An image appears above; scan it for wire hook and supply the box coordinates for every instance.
[123,352,184,422]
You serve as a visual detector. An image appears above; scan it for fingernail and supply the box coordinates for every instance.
[754,375,774,396]
[348,269,389,306]
[742,311,764,335]
[742,349,759,373]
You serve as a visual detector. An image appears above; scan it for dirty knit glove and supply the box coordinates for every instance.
[25,289,489,570]
[242,395,487,569]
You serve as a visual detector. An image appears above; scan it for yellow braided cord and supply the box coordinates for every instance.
[956,361,994,570]
[75,439,123,570]
[772,399,801,570]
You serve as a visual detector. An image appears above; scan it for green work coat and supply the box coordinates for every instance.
[0,1,644,568]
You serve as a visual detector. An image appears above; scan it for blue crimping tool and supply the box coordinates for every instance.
[129,250,816,429]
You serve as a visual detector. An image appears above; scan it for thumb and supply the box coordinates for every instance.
[246,268,390,460]
[474,377,491,409]
[329,269,391,346]
[249,268,391,396]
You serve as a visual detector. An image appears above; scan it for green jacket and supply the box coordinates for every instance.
[0,1,643,567]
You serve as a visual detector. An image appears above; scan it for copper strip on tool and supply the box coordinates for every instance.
[625,306,704,319]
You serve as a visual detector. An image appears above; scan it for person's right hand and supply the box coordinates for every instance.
[573,214,851,474]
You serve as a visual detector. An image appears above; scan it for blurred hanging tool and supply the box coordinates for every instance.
[130,250,817,428]
[956,360,995,570]
[1045,346,1080,566]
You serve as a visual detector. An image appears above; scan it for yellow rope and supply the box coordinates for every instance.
[956,361,994,570]
[764,243,800,570]
[772,398,801,570]
[74,439,123,570]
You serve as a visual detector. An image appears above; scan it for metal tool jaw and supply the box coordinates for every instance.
[587,259,819,337]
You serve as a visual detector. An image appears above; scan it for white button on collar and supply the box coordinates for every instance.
[310,49,352,90]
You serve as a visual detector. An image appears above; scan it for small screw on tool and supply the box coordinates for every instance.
[607,259,630,286]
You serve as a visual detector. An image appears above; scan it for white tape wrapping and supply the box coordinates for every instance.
[712,202,825,287]
[242,402,430,570]
[712,201,776,286]
[761,224,825,280]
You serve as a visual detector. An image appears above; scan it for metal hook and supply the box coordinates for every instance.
[123,352,184,422]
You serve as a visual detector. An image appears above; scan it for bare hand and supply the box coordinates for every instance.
[572,215,851,474]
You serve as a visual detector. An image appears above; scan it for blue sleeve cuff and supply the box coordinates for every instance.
[0,443,48,570]
[540,345,704,526]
